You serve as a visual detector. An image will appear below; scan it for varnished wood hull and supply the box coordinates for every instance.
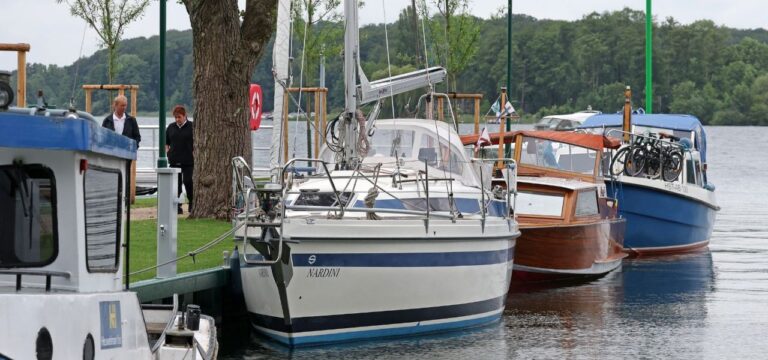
[512,218,627,283]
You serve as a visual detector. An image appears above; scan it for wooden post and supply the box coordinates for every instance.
[437,97,444,122]
[17,51,26,107]
[130,87,138,116]
[0,44,30,107]
[497,90,507,168]
[314,92,320,157]
[321,90,327,145]
[84,89,93,113]
[474,98,480,134]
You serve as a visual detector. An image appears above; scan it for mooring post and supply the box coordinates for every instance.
[156,167,179,278]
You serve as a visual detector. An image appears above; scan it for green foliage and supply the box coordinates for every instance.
[57,0,150,84]
[11,7,768,124]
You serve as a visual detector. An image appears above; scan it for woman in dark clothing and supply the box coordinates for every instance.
[166,105,194,214]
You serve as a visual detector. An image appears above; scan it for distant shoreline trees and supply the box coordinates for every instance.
[12,8,768,125]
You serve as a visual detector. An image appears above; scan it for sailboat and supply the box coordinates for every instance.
[231,0,520,347]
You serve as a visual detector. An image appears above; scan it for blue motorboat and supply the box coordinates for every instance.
[579,114,719,255]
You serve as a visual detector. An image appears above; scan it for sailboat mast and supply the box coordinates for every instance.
[270,0,292,179]
[342,0,360,169]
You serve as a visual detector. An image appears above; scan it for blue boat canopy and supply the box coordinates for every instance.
[578,113,708,164]
[0,111,137,160]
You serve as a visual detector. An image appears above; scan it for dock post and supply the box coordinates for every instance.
[156,167,180,278]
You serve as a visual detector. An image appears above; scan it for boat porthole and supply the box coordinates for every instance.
[36,327,53,360]
[83,334,95,360]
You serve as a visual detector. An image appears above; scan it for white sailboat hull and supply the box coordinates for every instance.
[239,219,517,346]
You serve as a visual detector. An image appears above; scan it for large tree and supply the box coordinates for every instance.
[57,0,150,84]
[181,0,277,219]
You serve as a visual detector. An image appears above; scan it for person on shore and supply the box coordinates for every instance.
[166,105,194,214]
[102,95,141,147]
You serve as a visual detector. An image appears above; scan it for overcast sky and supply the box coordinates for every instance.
[1,0,766,71]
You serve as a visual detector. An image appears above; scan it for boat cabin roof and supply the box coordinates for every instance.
[579,113,708,163]
[0,110,136,160]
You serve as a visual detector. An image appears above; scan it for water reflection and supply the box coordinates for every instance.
[503,251,714,359]
[223,321,510,359]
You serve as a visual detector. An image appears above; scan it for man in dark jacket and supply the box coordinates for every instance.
[166,105,194,214]
[102,95,141,146]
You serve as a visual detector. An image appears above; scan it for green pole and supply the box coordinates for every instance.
[505,0,513,158]
[645,0,653,114]
[157,0,168,168]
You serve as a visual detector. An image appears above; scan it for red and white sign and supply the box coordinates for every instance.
[249,84,263,130]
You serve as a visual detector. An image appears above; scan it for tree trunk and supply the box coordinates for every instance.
[183,0,276,219]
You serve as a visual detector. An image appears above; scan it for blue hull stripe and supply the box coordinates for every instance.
[249,295,505,345]
[292,247,515,267]
[608,181,716,250]
[257,313,502,347]
[243,246,515,267]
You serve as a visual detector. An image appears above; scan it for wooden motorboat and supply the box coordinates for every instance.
[463,130,626,283]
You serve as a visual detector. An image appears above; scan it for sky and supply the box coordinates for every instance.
[0,0,766,71]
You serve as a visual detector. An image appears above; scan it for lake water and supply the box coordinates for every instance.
[137,120,767,359]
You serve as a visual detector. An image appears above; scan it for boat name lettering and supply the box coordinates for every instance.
[664,182,687,193]
[307,268,341,278]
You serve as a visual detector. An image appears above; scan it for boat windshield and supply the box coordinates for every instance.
[363,126,480,187]
[519,136,597,175]
[0,164,58,268]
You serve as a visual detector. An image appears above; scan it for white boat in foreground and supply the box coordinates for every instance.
[233,118,520,347]
[0,101,217,359]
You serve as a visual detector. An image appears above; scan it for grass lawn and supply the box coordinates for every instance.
[128,218,236,283]
[132,196,157,209]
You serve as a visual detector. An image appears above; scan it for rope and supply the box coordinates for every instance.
[119,222,245,279]
[381,0,397,119]
[364,164,382,220]
[69,22,88,107]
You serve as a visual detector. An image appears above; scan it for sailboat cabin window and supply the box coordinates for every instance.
[516,191,564,217]
[0,164,58,268]
[84,166,123,273]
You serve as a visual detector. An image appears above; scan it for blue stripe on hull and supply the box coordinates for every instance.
[243,246,516,267]
[249,295,506,347]
[607,181,716,252]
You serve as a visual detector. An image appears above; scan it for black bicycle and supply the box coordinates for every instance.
[611,133,684,182]
[627,133,684,181]
[610,136,644,176]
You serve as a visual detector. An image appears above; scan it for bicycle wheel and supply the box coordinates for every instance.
[610,147,632,176]
[625,147,646,176]
[662,150,684,182]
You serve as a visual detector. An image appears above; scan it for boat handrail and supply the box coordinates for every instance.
[414,92,460,132]
[471,158,518,220]
[0,269,71,292]
[283,205,457,218]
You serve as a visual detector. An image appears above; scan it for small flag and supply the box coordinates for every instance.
[475,127,492,154]
[504,101,516,115]
[491,99,500,117]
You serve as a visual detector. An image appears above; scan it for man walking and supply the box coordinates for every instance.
[102,95,141,146]
[166,105,194,214]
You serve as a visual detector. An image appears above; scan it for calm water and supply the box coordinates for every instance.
[150,123,766,359]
